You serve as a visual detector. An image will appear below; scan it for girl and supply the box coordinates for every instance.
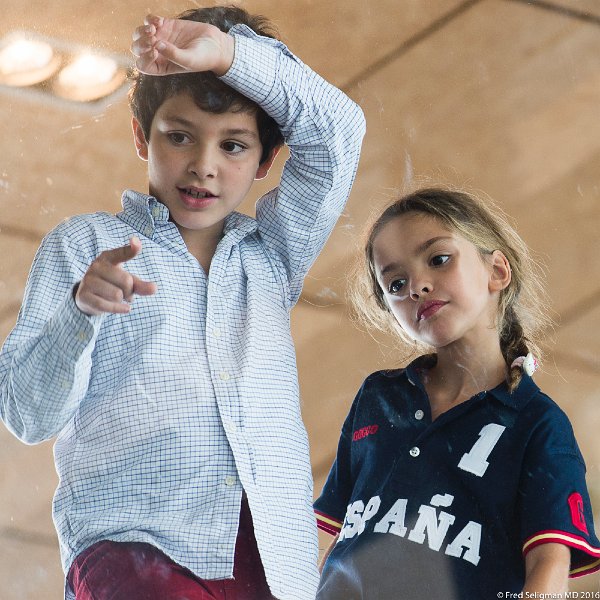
[314,188,600,599]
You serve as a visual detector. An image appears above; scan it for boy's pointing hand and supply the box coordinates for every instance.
[75,237,157,316]
[131,14,235,77]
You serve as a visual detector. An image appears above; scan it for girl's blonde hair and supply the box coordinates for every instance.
[349,187,551,391]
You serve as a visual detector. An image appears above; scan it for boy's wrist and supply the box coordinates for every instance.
[212,31,235,77]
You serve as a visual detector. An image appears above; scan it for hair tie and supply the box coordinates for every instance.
[510,352,538,376]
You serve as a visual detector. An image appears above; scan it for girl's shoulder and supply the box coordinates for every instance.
[520,384,582,459]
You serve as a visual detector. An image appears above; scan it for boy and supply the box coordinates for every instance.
[0,6,365,600]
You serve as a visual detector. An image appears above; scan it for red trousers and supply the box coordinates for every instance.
[68,498,275,600]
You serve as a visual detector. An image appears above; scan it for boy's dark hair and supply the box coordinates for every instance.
[129,5,284,164]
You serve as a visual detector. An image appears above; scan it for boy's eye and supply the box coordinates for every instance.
[222,141,246,154]
[168,132,190,144]
[431,254,450,267]
[388,279,406,294]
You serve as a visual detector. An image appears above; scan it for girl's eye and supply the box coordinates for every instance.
[222,141,246,154]
[431,254,450,267]
[388,279,406,294]
[168,132,190,145]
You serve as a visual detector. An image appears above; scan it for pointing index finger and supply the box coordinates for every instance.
[104,237,142,265]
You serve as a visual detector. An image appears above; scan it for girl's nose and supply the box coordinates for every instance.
[410,280,431,301]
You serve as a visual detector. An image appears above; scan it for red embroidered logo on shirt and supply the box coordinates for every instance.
[568,492,588,534]
[352,424,379,442]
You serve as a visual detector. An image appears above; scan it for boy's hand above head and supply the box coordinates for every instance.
[131,14,235,77]
[75,237,157,317]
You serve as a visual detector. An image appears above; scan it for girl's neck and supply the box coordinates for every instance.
[421,334,507,420]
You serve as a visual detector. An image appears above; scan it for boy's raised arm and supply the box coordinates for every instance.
[225,28,365,305]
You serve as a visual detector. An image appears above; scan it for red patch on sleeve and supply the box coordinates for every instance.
[568,492,588,535]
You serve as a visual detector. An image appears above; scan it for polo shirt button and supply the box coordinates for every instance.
[409,446,420,457]
[414,409,424,420]
[224,475,236,487]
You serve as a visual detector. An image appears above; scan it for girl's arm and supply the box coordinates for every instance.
[319,534,339,573]
[522,543,570,594]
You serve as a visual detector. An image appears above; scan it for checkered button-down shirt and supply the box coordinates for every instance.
[0,25,365,600]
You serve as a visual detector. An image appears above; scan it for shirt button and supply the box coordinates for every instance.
[224,476,236,487]
[219,371,230,381]
[144,226,153,237]
[223,418,236,434]
[152,207,161,218]
[213,328,221,338]
[76,331,87,341]
[409,446,420,458]
[414,410,424,421]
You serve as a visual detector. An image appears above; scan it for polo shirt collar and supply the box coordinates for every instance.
[486,371,540,410]
[404,354,540,413]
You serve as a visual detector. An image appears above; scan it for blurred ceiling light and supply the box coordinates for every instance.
[54,53,126,102]
[0,31,129,109]
[0,37,61,87]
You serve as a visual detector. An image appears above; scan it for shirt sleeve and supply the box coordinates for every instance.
[314,392,360,536]
[220,25,366,307]
[519,402,600,577]
[0,220,104,444]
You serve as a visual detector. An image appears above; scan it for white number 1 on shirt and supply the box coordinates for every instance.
[458,423,506,477]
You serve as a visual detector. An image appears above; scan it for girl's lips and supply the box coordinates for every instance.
[178,188,218,209]
[417,301,447,321]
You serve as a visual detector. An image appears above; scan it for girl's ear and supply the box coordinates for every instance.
[489,250,511,292]
[132,118,149,161]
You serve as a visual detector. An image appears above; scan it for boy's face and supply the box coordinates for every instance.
[133,93,274,241]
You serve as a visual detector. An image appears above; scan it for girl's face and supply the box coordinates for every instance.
[372,213,506,350]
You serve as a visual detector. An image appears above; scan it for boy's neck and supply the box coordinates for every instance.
[177,223,224,274]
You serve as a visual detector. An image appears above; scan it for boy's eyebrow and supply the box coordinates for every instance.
[225,128,260,139]
[162,116,259,139]
[378,236,453,277]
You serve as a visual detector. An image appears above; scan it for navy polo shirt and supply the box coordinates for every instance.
[315,356,600,599]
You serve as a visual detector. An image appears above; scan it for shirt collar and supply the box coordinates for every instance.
[117,189,258,241]
[403,354,540,413]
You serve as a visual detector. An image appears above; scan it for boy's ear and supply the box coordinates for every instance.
[255,146,281,180]
[132,118,149,161]
[489,250,511,292]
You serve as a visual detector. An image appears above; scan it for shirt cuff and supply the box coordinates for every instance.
[315,509,344,536]
[523,529,600,578]
[47,288,104,360]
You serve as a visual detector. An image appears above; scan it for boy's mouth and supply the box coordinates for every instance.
[178,187,218,209]
[180,187,215,199]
